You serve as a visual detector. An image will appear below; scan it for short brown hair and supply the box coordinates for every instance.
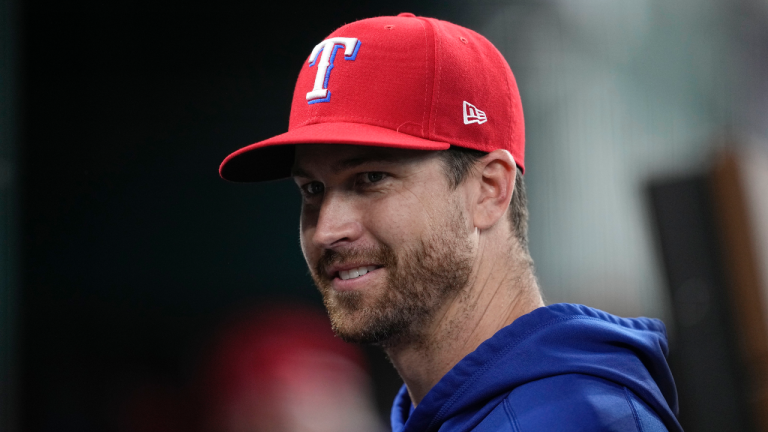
[439,146,530,250]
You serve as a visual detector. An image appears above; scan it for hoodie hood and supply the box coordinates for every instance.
[391,303,681,432]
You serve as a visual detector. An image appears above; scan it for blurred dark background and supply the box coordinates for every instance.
[3,0,768,431]
[10,1,466,430]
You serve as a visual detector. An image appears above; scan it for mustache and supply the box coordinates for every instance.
[315,245,396,280]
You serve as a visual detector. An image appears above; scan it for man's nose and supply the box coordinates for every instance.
[311,192,363,249]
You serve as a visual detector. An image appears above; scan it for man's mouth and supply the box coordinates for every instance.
[337,265,378,281]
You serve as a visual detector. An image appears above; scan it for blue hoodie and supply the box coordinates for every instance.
[391,303,681,432]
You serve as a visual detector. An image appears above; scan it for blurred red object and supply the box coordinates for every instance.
[199,303,384,432]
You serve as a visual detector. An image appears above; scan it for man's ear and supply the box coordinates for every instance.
[473,149,516,230]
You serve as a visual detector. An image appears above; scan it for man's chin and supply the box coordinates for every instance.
[330,320,405,345]
[332,324,388,345]
[324,299,408,345]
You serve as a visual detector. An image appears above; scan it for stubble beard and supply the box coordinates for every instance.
[310,207,474,347]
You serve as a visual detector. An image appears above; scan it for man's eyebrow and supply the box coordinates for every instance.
[290,165,312,178]
[291,154,402,178]
[331,154,402,171]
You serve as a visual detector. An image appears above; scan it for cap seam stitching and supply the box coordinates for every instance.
[432,20,443,138]
[296,115,421,130]
[501,51,515,149]
[416,18,428,138]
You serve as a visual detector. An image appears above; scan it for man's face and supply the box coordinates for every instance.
[293,144,475,345]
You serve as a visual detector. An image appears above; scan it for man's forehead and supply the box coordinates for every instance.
[291,144,437,177]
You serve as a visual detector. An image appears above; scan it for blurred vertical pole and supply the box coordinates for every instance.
[711,148,768,432]
[0,0,17,429]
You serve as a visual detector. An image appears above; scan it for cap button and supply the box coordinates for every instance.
[397,12,416,17]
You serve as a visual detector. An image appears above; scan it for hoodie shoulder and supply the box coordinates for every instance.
[488,374,668,431]
[392,304,680,432]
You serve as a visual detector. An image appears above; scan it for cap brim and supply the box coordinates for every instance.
[219,122,451,182]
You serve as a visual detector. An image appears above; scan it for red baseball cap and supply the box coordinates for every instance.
[219,13,525,182]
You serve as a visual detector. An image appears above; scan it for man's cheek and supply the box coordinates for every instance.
[368,205,427,243]
[298,227,315,266]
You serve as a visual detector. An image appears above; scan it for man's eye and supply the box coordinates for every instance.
[361,172,386,184]
[302,181,324,196]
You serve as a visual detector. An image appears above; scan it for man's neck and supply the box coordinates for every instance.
[384,241,544,406]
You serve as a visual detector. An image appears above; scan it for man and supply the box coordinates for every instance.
[219,13,681,432]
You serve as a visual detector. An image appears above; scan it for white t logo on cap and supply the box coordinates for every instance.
[306,37,361,104]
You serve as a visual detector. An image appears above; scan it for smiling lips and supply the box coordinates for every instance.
[338,266,378,280]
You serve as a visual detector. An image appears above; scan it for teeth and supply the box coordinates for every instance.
[338,266,377,280]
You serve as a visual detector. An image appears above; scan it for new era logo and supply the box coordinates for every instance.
[463,101,487,125]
